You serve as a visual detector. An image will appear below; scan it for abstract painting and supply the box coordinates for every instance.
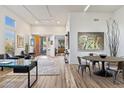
[5,30,15,55]
[17,35,24,48]
[58,40,65,48]
[78,32,104,51]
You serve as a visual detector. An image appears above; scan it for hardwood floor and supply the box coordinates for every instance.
[0,56,124,88]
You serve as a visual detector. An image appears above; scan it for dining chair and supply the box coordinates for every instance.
[77,56,91,77]
[89,53,100,71]
[105,58,124,83]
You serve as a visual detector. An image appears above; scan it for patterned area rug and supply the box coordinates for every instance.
[7,56,60,76]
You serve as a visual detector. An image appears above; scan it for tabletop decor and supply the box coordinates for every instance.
[99,54,107,58]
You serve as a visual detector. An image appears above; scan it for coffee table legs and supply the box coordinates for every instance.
[1,67,3,71]
[28,63,38,88]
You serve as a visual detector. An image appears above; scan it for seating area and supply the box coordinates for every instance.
[1,5,124,89]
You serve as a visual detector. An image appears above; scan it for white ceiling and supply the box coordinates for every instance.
[4,5,123,26]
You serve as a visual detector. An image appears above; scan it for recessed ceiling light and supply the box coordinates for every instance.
[35,21,39,24]
[41,20,50,23]
[57,21,60,24]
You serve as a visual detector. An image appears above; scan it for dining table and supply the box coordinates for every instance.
[82,56,124,77]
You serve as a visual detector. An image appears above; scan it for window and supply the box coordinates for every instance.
[5,16,16,28]
[4,16,16,55]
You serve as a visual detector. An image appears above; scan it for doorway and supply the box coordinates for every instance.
[55,35,65,56]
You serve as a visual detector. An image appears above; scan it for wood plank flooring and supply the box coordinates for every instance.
[0,56,124,88]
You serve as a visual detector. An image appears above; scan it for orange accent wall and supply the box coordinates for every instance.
[34,35,41,56]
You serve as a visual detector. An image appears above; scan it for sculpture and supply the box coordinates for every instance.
[107,19,120,57]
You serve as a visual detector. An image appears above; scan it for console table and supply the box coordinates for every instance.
[0,59,38,88]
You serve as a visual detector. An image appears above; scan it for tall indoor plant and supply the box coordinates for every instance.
[107,19,120,57]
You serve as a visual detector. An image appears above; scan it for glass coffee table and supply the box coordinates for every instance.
[0,59,38,88]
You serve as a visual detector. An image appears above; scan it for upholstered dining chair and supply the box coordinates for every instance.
[105,56,124,83]
[89,53,100,71]
[77,56,91,77]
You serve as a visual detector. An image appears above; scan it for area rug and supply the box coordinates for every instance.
[7,56,60,76]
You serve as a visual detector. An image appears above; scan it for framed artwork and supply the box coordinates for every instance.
[17,35,24,48]
[78,32,104,51]
[58,40,65,48]
[5,30,15,55]
[50,40,53,45]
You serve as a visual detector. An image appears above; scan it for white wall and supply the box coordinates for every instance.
[69,12,112,64]
[113,6,124,57]
[0,6,31,55]
[31,26,66,36]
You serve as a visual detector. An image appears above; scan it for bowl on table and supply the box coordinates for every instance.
[89,53,93,56]
[99,54,107,58]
